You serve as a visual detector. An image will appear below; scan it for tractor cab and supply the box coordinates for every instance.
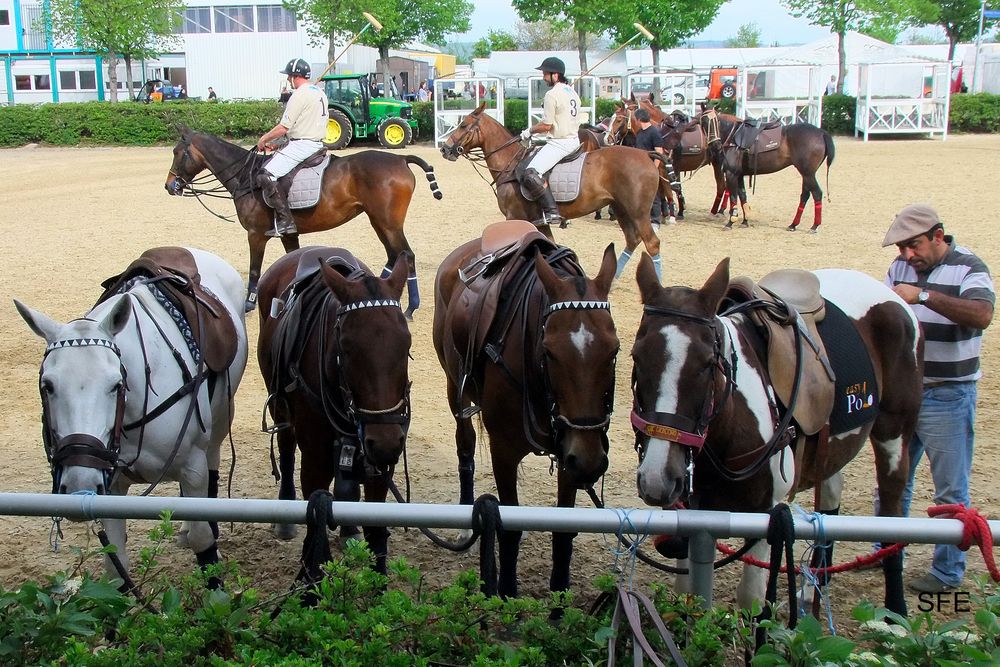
[320,73,417,149]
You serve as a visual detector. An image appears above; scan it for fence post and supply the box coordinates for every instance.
[688,528,716,609]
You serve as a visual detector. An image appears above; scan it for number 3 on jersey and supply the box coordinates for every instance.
[569,99,577,117]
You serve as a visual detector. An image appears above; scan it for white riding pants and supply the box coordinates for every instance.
[527,136,581,175]
[263,139,324,179]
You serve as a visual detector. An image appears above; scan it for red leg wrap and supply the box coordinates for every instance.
[790,204,805,228]
[813,202,822,227]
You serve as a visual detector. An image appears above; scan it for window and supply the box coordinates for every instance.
[79,70,96,89]
[14,75,31,91]
[0,10,10,25]
[256,5,295,32]
[175,7,211,34]
[59,71,77,89]
[214,6,253,33]
[34,74,50,90]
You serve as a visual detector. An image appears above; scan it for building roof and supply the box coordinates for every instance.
[749,31,945,67]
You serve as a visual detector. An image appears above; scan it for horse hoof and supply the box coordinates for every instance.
[676,214,685,221]
[272,523,298,541]
[809,225,820,234]
[786,225,798,232]
[404,308,415,322]
[244,299,257,313]
[740,221,749,228]
[667,217,677,225]
[723,224,733,231]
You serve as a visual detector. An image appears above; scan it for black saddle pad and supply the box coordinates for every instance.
[815,300,880,435]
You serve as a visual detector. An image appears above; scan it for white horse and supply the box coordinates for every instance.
[15,247,249,585]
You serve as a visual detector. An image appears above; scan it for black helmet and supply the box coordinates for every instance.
[535,57,566,76]
[281,58,311,78]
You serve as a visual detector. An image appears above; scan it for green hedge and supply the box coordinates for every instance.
[5,93,1000,147]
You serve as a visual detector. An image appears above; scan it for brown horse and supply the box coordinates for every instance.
[716,121,835,232]
[433,222,620,597]
[440,102,664,282]
[257,247,411,574]
[164,127,441,316]
[630,255,922,616]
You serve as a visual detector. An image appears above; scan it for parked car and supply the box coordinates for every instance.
[135,79,184,103]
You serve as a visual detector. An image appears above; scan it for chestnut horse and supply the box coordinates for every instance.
[164,127,441,316]
[433,225,620,597]
[257,247,411,574]
[440,103,664,281]
[630,255,922,616]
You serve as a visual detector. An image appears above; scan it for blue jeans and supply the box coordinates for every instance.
[902,381,978,587]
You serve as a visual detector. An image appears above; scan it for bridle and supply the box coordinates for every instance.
[168,137,265,222]
[39,330,128,495]
[441,112,525,183]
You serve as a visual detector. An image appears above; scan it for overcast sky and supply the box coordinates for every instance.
[452,0,834,45]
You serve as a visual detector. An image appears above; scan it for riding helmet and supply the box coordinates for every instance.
[281,58,311,78]
[536,57,566,76]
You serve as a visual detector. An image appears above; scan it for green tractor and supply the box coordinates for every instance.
[320,73,417,150]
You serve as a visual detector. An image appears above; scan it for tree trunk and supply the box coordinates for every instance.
[123,54,134,100]
[107,52,119,103]
[652,47,661,105]
[837,29,846,94]
[946,28,957,63]
[577,28,587,73]
[327,27,337,69]
[379,44,392,98]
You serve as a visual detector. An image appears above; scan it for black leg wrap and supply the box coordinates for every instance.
[196,542,222,589]
[654,534,690,560]
[364,526,391,576]
[882,547,907,617]
[208,470,220,539]
[458,459,475,505]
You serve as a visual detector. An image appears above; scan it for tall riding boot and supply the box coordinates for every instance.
[536,184,566,228]
[256,174,297,237]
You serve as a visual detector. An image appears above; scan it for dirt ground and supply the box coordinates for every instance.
[1,135,999,636]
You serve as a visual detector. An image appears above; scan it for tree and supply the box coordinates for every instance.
[918,0,993,61]
[608,2,725,81]
[725,22,762,48]
[282,0,364,65]
[514,20,584,50]
[46,0,181,102]
[782,0,923,93]
[472,29,517,58]
[512,0,620,72]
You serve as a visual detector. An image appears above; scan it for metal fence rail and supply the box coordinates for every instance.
[1,493,996,606]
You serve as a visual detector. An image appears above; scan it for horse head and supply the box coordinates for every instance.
[631,256,731,507]
[536,244,619,487]
[440,102,488,161]
[323,254,412,470]
[605,106,630,146]
[15,297,132,497]
[165,127,209,195]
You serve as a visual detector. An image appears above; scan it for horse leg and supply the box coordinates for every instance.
[374,224,420,319]
[333,437,362,541]
[710,161,727,215]
[787,179,811,232]
[179,453,222,589]
[738,176,751,227]
[800,472,843,616]
[723,170,740,230]
[871,429,912,617]
[245,232,268,313]
[492,456,521,598]
[362,476,392,576]
[272,423,299,540]
[615,211,662,283]
[550,472,579,597]
[807,173,823,233]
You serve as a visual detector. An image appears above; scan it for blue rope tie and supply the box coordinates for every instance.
[69,489,98,522]
[793,503,835,634]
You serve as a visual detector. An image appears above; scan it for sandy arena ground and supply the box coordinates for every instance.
[1,135,999,636]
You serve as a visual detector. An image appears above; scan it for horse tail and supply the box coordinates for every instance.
[823,130,835,202]
[405,155,443,200]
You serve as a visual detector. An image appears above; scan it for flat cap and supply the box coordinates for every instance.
[882,204,941,247]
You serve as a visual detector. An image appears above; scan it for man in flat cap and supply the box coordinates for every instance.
[883,203,994,593]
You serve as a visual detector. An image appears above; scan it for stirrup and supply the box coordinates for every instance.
[266,219,298,237]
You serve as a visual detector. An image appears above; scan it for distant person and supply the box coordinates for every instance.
[278,84,291,105]
[825,75,837,96]
[633,108,669,228]
[178,84,187,99]
[208,86,218,100]
[417,80,429,102]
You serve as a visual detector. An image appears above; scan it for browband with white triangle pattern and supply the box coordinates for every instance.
[545,300,611,316]
[337,299,402,315]
[45,337,121,357]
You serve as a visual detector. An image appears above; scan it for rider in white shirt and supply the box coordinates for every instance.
[519,57,582,228]
[256,58,329,237]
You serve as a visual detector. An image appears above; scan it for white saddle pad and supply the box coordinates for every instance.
[519,153,588,203]
[263,155,330,209]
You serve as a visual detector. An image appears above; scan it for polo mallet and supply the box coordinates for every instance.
[313,12,383,82]
[580,23,654,78]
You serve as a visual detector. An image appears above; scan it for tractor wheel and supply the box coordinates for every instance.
[377,117,412,149]
[721,83,737,99]
[324,110,353,150]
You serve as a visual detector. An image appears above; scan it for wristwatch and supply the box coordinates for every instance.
[917,290,930,304]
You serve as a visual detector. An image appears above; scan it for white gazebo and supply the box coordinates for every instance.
[624,68,698,118]
[433,76,504,147]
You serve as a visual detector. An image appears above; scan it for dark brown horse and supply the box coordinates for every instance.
[164,127,441,316]
[630,255,922,616]
[257,247,411,574]
[716,121,835,232]
[433,222,620,597]
[440,102,664,282]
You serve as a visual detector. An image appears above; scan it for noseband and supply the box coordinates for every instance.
[40,333,128,493]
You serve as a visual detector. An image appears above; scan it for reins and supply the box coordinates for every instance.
[171,140,267,223]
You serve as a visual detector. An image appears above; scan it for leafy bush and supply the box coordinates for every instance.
[822,94,856,135]
[411,101,434,141]
[949,93,1000,133]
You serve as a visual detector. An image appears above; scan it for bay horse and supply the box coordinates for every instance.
[630,256,922,616]
[164,127,442,316]
[716,121,835,232]
[15,247,249,585]
[433,222,620,597]
[257,247,411,575]
[440,102,664,281]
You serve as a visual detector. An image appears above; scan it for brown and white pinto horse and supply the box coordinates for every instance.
[630,256,922,615]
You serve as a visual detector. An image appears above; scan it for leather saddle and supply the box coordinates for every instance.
[733,119,783,153]
[97,247,239,374]
[509,143,588,195]
[723,268,835,436]
[263,148,332,210]
[678,122,707,155]
[269,247,367,321]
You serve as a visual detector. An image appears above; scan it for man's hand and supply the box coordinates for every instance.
[893,284,922,304]
[257,137,270,152]
[520,128,532,141]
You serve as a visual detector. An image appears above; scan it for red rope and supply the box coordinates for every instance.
[716,542,904,576]
[926,504,1000,582]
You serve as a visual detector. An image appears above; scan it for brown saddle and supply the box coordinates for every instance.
[725,268,835,436]
[98,247,238,374]
[678,123,706,155]
[733,120,783,154]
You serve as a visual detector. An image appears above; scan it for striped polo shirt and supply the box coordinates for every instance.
[886,237,995,383]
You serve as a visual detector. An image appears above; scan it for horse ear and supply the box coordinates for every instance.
[592,244,616,298]
[176,123,190,139]
[383,253,410,300]
[635,254,661,304]
[318,259,351,301]
[699,258,731,312]
[99,296,132,336]
[475,101,486,114]
[534,252,564,299]
[14,299,62,342]
[650,90,657,104]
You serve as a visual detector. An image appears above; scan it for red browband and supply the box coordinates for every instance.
[630,409,707,448]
